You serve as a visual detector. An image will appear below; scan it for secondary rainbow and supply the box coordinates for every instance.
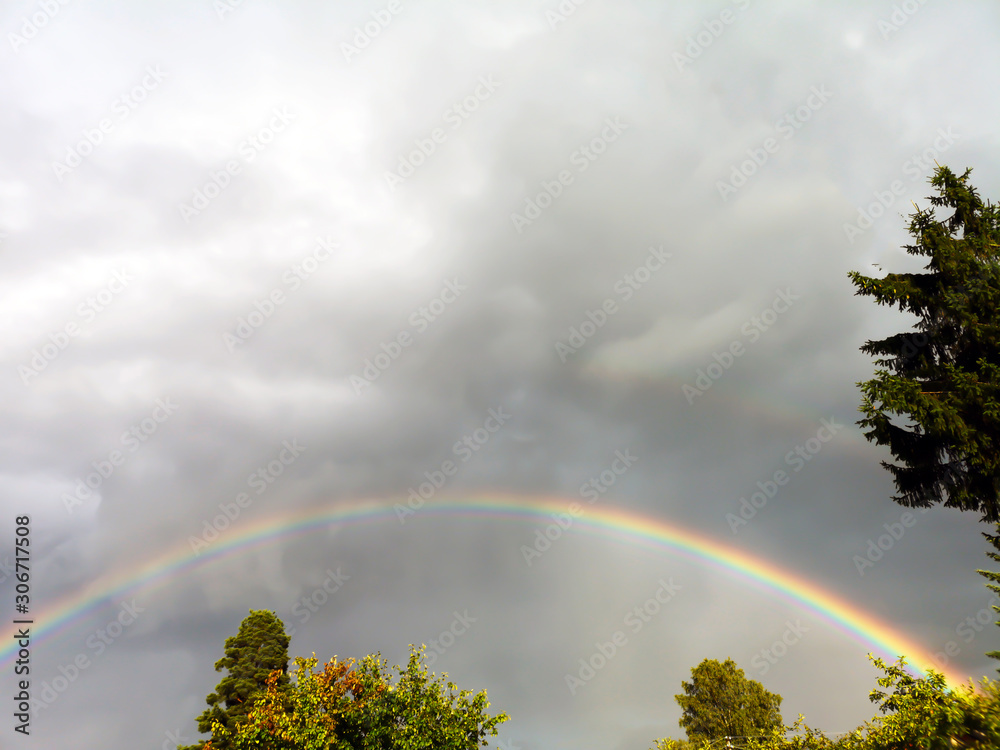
[0,494,966,685]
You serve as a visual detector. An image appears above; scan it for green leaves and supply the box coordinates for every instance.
[850,165,1000,521]
[330,646,508,750]
[976,524,1000,673]
[655,656,1000,749]
[674,658,783,744]
[848,655,1000,750]
[182,609,293,750]
[205,645,508,750]
[182,611,507,750]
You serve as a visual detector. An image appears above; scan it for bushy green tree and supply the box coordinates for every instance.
[653,715,839,750]
[674,658,783,745]
[206,655,366,750]
[839,656,1000,750]
[330,645,508,750]
[661,656,1000,750]
[651,738,696,750]
[181,609,292,750]
[742,716,847,750]
[209,645,508,750]
[848,165,1000,521]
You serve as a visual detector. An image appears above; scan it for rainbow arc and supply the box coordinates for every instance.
[0,494,966,686]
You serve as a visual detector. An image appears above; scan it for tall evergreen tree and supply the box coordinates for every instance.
[674,657,783,744]
[848,165,1000,521]
[181,609,292,750]
[977,524,1000,671]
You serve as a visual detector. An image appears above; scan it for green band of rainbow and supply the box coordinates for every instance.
[0,494,965,686]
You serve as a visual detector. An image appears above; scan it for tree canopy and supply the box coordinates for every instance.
[180,611,507,750]
[674,657,784,744]
[205,646,508,750]
[652,655,1000,749]
[848,165,1000,521]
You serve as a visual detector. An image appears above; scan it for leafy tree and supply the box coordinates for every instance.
[653,716,838,750]
[205,655,368,750]
[976,524,1000,671]
[652,656,1000,749]
[208,645,509,750]
[838,655,1000,750]
[848,165,1000,521]
[674,658,783,745]
[332,645,508,750]
[738,715,847,750]
[651,738,696,750]
[181,609,292,750]
[701,656,1000,750]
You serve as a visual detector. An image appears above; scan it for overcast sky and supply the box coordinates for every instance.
[2,1,1000,748]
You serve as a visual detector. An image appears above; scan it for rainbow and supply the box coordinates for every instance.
[0,494,966,686]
